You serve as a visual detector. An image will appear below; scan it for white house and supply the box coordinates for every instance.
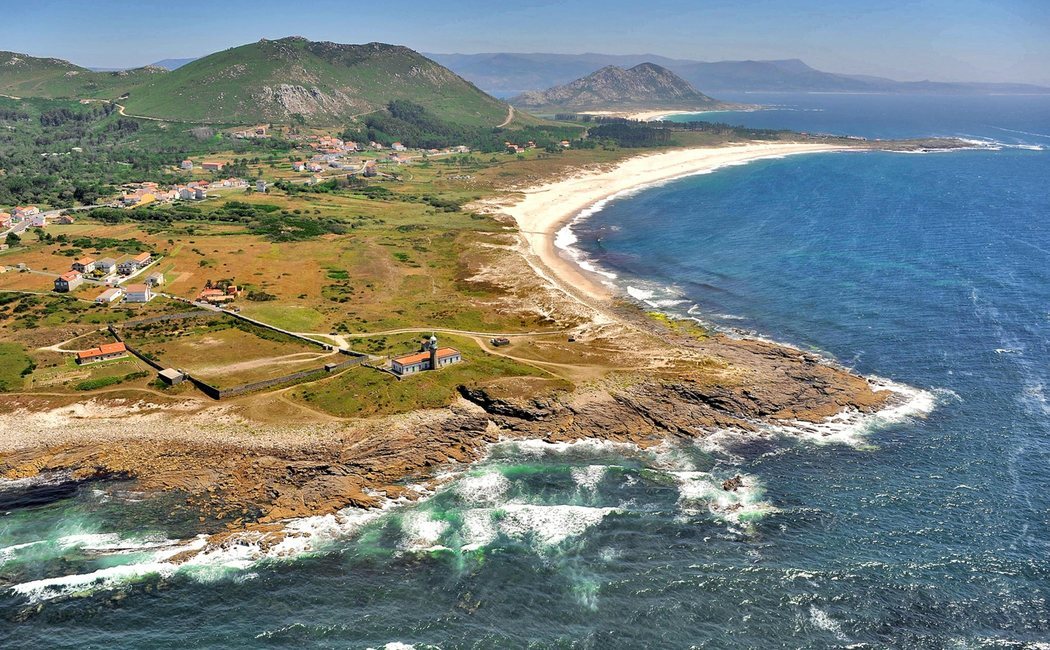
[96,258,117,274]
[124,283,153,303]
[72,257,96,273]
[94,287,123,304]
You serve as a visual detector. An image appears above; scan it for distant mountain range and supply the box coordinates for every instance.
[511,63,723,111]
[426,52,1050,96]
[0,38,511,127]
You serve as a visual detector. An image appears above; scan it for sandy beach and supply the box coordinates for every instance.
[501,142,850,301]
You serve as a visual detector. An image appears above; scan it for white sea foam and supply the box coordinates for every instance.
[767,376,946,447]
[496,437,639,458]
[626,286,656,301]
[493,504,618,546]
[570,465,608,492]
[809,606,850,642]
[399,512,450,552]
[455,471,510,506]
[673,471,776,525]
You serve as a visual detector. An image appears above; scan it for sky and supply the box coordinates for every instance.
[6,0,1050,85]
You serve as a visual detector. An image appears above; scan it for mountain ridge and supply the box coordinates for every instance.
[0,39,512,127]
[426,52,1050,96]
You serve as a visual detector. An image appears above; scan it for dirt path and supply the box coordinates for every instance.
[334,326,570,339]
[497,105,514,128]
[193,351,336,377]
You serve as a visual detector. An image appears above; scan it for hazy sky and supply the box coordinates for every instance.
[8,0,1050,85]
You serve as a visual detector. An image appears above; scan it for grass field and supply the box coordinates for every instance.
[124,316,335,388]
[0,342,33,391]
[291,335,552,418]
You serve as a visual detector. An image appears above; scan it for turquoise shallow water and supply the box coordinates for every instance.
[3,95,1050,648]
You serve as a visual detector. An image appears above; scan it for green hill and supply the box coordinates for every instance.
[0,51,165,99]
[119,37,511,127]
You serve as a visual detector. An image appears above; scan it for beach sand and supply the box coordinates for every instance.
[500,142,850,301]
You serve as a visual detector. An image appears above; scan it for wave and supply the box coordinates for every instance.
[766,377,950,447]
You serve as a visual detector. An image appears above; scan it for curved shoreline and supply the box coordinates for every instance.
[501,142,851,301]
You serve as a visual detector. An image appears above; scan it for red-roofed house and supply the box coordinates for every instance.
[72,257,96,273]
[201,161,224,171]
[391,336,462,376]
[76,342,128,365]
[54,271,83,292]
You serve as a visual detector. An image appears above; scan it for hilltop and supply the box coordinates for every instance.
[0,50,166,99]
[119,37,511,127]
[510,63,723,111]
[1,38,514,128]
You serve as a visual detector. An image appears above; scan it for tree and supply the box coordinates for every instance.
[5,232,21,246]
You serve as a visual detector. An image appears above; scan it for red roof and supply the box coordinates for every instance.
[125,283,149,293]
[76,342,126,360]
[58,271,81,281]
[132,252,151,263]
[392,347,460,366]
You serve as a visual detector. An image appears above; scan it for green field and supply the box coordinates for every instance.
[0,342,33,391]
[292,335,548,418]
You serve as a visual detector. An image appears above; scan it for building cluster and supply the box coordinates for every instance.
[54,251,158,303]
[120,178,248,208]
[231,125,269,139]
[196,284,240,305]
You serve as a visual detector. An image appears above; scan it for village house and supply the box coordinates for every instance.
[54,270,83,292]
[256,179,268,192]
[391,336,462,376]
[118,251,152,275]
[29,213,47,227]
[146,271,164,286]
[75,342,128,365]
[201,161,224,171]
[94,287,123,304]
[197,288,235,305]
[13,206,40,220]
[95,258,117,274]
[180,159,194,170]
[292,161,306,172]
[391,142,407,152]
[72,257,96,273]
[54,214,75,224]
[0,213,10,229]
[124,283,153,303]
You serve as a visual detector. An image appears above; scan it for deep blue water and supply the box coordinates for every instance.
[3,95,1050,648]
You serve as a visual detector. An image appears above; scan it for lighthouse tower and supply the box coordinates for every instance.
[427,335,438,370]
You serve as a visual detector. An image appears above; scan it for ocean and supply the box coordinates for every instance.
[3,93,1049,648]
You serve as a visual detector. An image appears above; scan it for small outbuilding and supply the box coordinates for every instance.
[158,368,186,385]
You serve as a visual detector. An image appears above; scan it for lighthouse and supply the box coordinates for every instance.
[427,335,438,369]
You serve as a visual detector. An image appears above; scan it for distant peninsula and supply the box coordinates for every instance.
[510,63,734,113]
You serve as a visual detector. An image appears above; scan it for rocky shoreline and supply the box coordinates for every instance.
[0,333,890,547]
